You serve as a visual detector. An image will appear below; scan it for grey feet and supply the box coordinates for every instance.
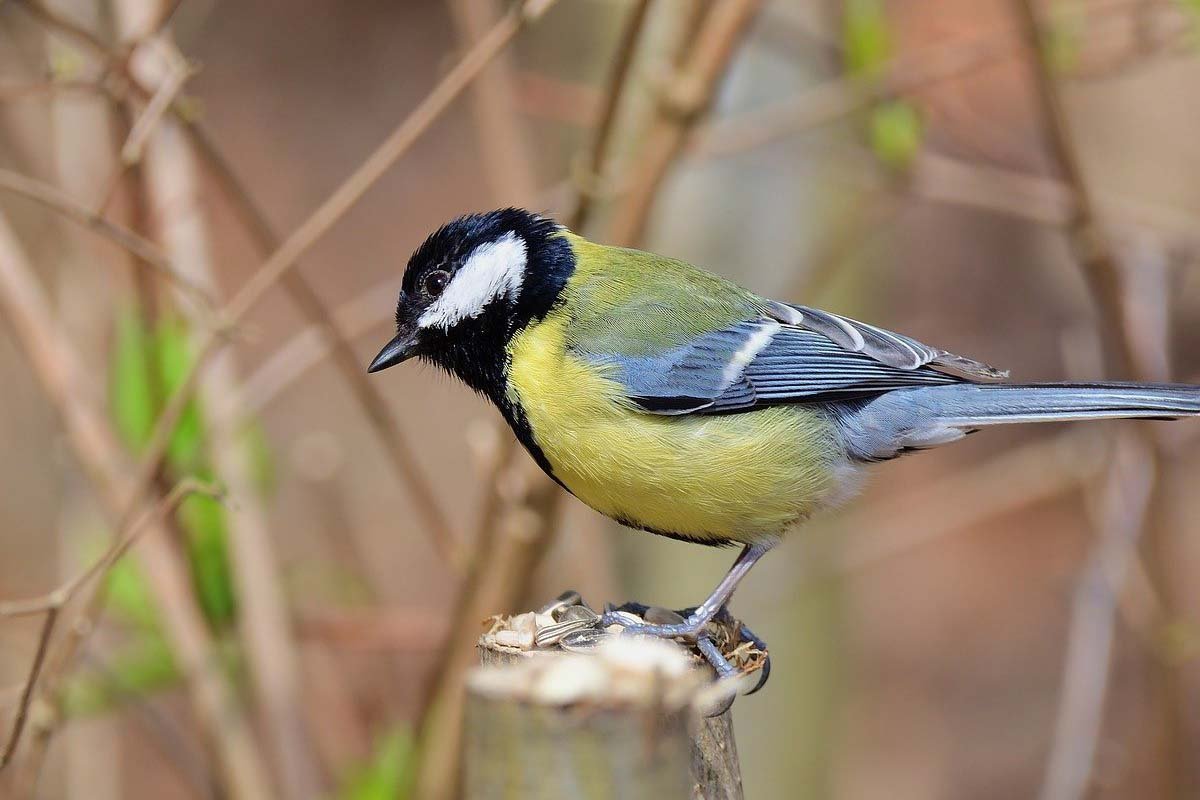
[600,601,771,697]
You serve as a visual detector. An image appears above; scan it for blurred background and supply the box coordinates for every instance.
[2,0,1199,798]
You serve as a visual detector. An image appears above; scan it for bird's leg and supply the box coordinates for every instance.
[600,543,771,641]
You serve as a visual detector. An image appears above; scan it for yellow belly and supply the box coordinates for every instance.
[506,316,841,544]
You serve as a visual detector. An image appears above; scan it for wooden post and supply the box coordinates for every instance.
[463,600,758,799]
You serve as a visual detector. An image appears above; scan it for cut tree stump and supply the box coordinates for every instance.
[463,594,763,799]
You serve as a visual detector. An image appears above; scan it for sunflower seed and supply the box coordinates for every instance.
[537,590,582,617]
[534,617,595,647]
[559,627,613,653]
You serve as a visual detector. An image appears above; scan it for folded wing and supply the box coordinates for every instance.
[580,303,1008,415]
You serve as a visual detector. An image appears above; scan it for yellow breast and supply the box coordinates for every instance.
[505,315,840,544]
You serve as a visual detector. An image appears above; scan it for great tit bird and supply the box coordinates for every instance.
[368,208,1200,660]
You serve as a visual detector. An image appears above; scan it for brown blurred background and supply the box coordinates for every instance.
[2,0,1199,798]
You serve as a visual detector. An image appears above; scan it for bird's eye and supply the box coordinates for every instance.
[422,269,451,297]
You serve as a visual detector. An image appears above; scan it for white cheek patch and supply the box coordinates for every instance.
[418,232,528,330]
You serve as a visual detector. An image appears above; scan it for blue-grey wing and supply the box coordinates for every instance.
[582,306,1007,415]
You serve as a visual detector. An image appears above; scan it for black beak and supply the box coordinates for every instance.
[367,330,418,373]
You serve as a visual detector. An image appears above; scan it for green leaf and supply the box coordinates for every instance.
[869,100,923,169]
[178,492,238,626]
[338,728,415,800]
[110,309,157,452]
[843,0,891,76]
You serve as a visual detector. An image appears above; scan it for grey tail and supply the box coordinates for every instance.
[835,382,1200,462]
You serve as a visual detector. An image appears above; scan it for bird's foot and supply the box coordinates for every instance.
[600,601,770,698]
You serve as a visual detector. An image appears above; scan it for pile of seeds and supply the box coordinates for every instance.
[480,589,769,700]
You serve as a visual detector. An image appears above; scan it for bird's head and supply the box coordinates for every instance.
[367,208,574,399]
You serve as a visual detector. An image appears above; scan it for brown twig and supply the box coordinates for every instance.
[1015,2,1188,795]
[447,0,541,204]
[119,45,194,166]
[104,0,559,587]
[114,9,323,788]
[1040,434,1157,800]
[0,211,275,799]
[692,27,1008,161]
[605,0,763,246]
[688,0,1190,163]
[13,0,111,54]
[0,167,214,306]
[1015,0,1141,378]
[566,0,654,231]
[187,128,467,572]
[911,150,1200,255]
[0,481,215,769]
[0,480,219,620]
[222,0,558,325]
[32,0,556,579]
[0,610,57,771]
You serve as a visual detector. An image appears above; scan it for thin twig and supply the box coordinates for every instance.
[688,0,1190,162]
[447,0,541,204]
[117,11,323,788]
[1016,2,1187,795]
[566,0,654,230]
[222,0,558,325]
[0,481,214,769]
[1015,0,1141,378]
[0,211,274,799]
[1040,434,1157,800]
[0,480,218,620]
[911,150,1200,254]
[690,25,1012,161]
[605,0,763,246]
[119,46,194,166]
[190,127,466,570]
[0,167,214,306]
[0,610,57,770]
[13,0,111,54]
[102,0,559,584]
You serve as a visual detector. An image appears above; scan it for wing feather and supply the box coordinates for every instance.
[586,319,980,415]
[764,300,1007,381]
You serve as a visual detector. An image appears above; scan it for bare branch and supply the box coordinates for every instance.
[1015,0,1146,378]
[0,609,58,771]
[1040,435,1157,800]
[0,481,214,770]
[0,480,218,620]
[1016,3,1189,793]
[222,0,559,324]
[605,0,763,246]
[115,11,322,789]
[119,45,195,166]
[0,211,274,799]
[13,0,110,54]
[566,0,654,231]
[0,167,215,306]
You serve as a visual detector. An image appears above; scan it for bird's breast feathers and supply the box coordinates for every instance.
[504,312,843,544]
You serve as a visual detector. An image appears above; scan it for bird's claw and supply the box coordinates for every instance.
[599,601,771,703]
